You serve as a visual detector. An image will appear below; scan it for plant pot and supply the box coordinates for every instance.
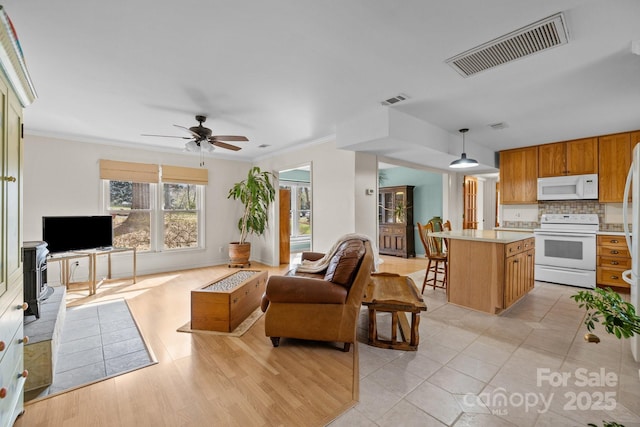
[228,242,251,267]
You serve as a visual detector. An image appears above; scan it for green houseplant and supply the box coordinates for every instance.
[227,166,276,266]
[571,287,640,342]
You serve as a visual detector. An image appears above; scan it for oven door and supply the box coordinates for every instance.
[534,231,596,270]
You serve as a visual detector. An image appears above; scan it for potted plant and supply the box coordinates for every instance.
[227,166,276,266]
[571,287,640,342]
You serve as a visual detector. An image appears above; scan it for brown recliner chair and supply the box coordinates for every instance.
[260,239,374,352]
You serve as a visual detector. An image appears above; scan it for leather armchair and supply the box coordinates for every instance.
[261,239,374,351]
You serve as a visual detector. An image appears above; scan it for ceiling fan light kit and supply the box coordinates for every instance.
[449,128,479,169]
[145,115,248,153]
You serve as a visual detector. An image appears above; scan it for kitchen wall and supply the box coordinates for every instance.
[501,200,629,231]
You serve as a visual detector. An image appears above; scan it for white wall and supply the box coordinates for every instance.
[24,135,250,282]
[256,140,378,262]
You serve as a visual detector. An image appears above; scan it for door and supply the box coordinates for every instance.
[534,232,596,270]
[279,189,290,264]
[463,176,478,229]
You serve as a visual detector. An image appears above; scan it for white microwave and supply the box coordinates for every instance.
[537,174,598,200]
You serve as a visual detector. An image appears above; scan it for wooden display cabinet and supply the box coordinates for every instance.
[378,185,415,258]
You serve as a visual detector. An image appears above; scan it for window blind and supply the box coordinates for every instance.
[161,165,208,185]
[99,159,159,183]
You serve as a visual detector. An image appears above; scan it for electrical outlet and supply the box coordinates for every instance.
[219,246,224,253]
[73,261,79,267]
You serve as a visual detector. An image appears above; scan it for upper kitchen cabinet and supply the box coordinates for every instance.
[632,131,640,150]
[538,137,598,177]
[598,132,631,203]
[500,146,538,204]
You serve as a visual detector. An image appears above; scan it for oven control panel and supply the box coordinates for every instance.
[539,214,599,225]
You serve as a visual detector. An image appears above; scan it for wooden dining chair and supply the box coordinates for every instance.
[417,221,448,293]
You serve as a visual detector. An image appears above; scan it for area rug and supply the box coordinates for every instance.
[177,307,264,337]
[27,298,157,402]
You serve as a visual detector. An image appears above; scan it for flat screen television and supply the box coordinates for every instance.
[42,215,113,253]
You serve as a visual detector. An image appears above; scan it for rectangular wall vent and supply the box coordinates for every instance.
[446,12,569,77]
[381,93,410,106]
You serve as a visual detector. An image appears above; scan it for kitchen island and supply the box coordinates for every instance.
[430,230,535,314]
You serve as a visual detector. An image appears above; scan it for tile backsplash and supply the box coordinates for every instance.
[501,200,628,231]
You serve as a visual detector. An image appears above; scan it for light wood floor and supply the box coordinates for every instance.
[16,255,425,427]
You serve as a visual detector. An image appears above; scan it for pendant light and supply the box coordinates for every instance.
[449,128,478,169]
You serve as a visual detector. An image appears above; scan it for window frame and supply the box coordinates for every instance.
[102,179,205,252]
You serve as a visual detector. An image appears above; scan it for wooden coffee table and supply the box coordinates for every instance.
[362,273,427,351]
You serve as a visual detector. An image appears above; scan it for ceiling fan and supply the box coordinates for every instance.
[142,115,248,152]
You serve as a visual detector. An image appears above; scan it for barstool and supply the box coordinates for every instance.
[417,221,448,292]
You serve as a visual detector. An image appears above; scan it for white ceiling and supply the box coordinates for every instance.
[4,0,640,170]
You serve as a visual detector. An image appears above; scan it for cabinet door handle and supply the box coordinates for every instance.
[611,275,619,280]
[610,261,619,265]
[610,250,619,255]
[610,239,619,243]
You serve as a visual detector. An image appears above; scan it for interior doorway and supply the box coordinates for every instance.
[278,164,312,261]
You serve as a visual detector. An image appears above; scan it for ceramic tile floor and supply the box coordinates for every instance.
[330,279,640,427]
[46,299,153,395]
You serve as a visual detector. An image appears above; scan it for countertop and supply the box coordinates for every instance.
[430,229,534,243]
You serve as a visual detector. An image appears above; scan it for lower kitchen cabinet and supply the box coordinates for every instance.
[597,235,631,289]
[504,238,535,308]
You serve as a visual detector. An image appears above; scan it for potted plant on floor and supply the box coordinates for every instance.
[571,287,640,342]
[227,166,276,267]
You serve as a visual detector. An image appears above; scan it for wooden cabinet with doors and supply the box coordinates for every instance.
[538,137,598,177]
[378,185,415,258]
[0,18,37,425]
[499,146,538,204]
[504,238,535,308]
[599,132,632,203]
[597,235,631,289]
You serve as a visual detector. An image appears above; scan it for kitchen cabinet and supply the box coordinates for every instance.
[597,235,631,289]
[499,146,538,204]
[538,138,598,177]
[504,238,535,308]
[598,132,632,203]
[378,185,415,258]
[438,230,534,314]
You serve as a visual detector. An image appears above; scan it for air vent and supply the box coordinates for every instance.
[489,122,508,130]
[381,93,410,106]
[446,13,569,77]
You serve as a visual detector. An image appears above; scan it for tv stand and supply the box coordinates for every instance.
[48,247,136,295]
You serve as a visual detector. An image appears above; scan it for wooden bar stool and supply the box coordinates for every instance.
[417,221,448,292]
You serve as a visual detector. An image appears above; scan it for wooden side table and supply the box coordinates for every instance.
[362,273,427,351]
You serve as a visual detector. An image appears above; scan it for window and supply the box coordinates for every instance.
[107,181,153,251]
[162,183,201,250]
[100,160,207,252]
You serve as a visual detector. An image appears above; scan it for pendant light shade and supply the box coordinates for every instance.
[449,128,478,169]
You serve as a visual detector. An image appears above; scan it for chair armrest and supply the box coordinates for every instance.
[265,275,347,304]
[301,252,325,262]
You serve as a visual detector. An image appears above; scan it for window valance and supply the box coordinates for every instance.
[99,159,159,183]
[161,165,208,185]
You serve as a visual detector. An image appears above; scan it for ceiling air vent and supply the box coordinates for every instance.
[446,12,569,77]
[381,93,410,106]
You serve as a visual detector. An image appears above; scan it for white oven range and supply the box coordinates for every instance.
[534,214,599,289]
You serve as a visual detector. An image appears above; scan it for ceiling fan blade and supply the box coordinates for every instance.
[212,141,242,151]
[173,124,201,139]
[211,135,249,142]
[141,133,192,139]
